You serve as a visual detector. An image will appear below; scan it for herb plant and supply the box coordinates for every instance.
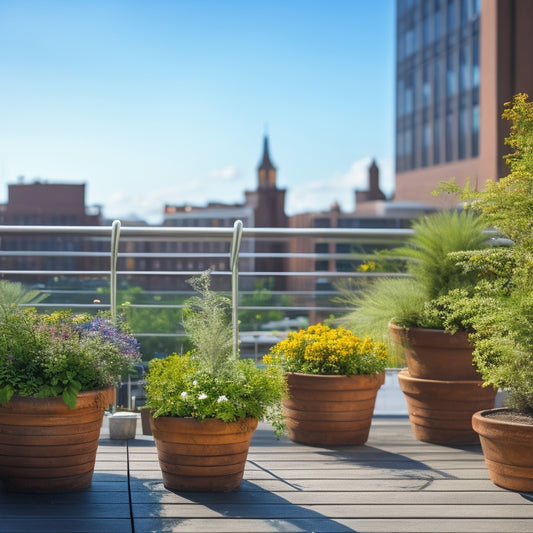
[436,93,533,415]
[145,271,286,423]
[0,304,141,408]
[337,209,491,347]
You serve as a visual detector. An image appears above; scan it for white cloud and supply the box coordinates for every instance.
[209,165,240,181]
[285,156,395,216]
[101,157,396,223]
[103,177,246,224]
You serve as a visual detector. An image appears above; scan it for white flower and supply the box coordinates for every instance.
[192,380,198,387]
[180,391,188,399]
[217,395,228,403]
[198,393,208,400]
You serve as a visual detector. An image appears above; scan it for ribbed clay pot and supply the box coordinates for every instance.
[0,388,114,493]
[150,416,258,492]
[388,323,480,380]
[398,370,496,444]
[472,409,533,492]
[283,372,385,446]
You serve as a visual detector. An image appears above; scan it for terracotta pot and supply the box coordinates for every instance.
[150,416,258,492]
[398,370,496,444]
[0,388,113,493]
[283,372,385,446]
[472,409,533,492]
[388,323,480,381]
[140,408,153,435]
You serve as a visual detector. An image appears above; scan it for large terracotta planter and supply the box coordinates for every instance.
[398,370,497,444]
[388,323,480,380]
[472,409,533,492]
[283,372,385,446]
[0,388,114,493]
[150,416,258,492]
[389,323,496,444]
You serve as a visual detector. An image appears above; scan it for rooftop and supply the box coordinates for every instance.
[1,416,531,533]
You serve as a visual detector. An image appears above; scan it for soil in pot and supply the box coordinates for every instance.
[472,408,533,492]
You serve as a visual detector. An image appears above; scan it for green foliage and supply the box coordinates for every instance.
[0,302,141,408]
[337,210,489,352]
[437,93,533,250]
[394,209,488,299]
[264,323,388,376]
[0,280,47,306]
[434,93,533,414]
[145,271,287,429]
[112,286,185,357]
[146,354,286,423]
[238,279,291,331]
[182,271,234,376]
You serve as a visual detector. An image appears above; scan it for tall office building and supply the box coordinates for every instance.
[395,0,533,205]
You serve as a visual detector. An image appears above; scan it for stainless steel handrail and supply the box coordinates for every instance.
[0,222,412,354]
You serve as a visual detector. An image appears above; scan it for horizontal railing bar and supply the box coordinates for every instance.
[0,225,237,238]
[0,224,412,238]
[0,250,403,260]
[0,269,409,278]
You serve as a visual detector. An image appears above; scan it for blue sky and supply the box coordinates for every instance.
[0,0,395,223]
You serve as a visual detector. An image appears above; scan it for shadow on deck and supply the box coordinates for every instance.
[1,417,532,533]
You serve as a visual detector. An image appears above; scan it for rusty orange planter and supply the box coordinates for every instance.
[283,372,385,446]
[398,370,496,444]
[472,409,533,492]
[150,416,258,492]
[0,388,114,493]
[388,323,481,381]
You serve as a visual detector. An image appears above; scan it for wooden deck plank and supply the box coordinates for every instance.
[129,489,531,506]
[132,517,533,533]
[133,503,533,519]
[0,417,532,533]
[0,519,132,533]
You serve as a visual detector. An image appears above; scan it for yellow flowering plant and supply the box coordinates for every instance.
[264,324,388,375]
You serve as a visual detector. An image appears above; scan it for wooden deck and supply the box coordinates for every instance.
[1,416,532,533]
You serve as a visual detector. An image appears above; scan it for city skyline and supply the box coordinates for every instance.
[0,0,395,223]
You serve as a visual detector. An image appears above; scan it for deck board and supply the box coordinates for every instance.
[0,416,531,533]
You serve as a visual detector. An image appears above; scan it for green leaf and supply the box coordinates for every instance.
[0,385,15,405]
[62,381,82,409]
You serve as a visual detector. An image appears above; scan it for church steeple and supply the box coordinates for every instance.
[257,135,277,188]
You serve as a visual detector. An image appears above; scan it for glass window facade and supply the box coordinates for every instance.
[396,0,480,172]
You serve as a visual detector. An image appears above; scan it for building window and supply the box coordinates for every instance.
[434,117,441,164]
[472,104,479,157]
[446,111,454,162]
[459,107,468,159]
[422,121,431,167]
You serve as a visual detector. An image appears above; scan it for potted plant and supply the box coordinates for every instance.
[440,93,533,490]
[263,324,387,446]
[0,301,141,493]
[338,209,497,444]
[145,271,286,492]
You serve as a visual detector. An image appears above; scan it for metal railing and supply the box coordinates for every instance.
[0,221,413,359]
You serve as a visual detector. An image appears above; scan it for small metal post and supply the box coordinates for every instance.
[230,220,243,359]
[110,220,121,323]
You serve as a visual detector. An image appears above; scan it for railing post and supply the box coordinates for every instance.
[110,220,121,323]
[230,220,243,359]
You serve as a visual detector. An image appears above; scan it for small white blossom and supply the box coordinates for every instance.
[192,380,198,387]
[180,391,188,399]
[198,393,208,400]
[217,395,228,403]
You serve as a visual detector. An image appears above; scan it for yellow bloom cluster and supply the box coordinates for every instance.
[263,324,388,375]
